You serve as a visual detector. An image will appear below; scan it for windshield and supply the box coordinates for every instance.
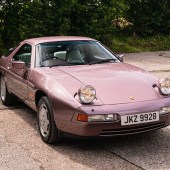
[35,40,120,67]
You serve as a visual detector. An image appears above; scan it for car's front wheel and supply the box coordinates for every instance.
[37,96,61,144]
[0,75,16,106]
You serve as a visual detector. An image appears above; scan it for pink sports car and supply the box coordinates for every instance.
[0,36,170,144]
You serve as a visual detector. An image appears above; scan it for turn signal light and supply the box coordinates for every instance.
[77,114,88,122]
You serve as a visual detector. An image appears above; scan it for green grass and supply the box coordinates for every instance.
[111,35,170,53]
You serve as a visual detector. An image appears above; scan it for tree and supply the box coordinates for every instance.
[69,0,118,43]
[0,0,123,51]
[125,0,170,36]
[0,0,75,50]
[0,0,21,49]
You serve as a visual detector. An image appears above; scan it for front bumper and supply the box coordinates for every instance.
[67,98,170,137]
[54,97,170,137]
[68,112,170,137]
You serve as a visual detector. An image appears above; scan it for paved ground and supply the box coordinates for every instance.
[0,51,170,170]
[125,51,170,78]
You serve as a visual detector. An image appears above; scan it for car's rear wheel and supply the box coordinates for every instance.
[38,96,61,144]
[0,76,16,106]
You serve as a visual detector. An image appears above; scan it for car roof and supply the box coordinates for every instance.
[23,36,96,45]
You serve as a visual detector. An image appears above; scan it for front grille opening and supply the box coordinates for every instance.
[100,122,165,136]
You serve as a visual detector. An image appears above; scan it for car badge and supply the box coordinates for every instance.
[130,96,135,100]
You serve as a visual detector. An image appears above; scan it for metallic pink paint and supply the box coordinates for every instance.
[0,36,170,138]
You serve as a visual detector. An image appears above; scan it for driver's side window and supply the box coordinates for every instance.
[13,44,32,67]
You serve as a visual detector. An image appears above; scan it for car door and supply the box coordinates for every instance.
[6,43,32,105]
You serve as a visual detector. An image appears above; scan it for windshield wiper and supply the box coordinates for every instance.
[49,62,85,68]
[49,64,69,68]
[88,58,117,65]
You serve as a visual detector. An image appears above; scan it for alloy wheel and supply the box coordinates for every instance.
[39,103,50,137]
[1,77,6,102]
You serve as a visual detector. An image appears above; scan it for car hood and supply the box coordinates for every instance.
[58,63,160,104]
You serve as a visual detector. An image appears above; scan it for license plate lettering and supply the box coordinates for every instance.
[124,115,138,124]
[134,115,138,122]
[152,113,157,120]
[121,112,159,126]
[140,114,144,121]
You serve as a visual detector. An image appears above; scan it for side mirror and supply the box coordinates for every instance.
[117,54,124,62]
[12,61,26,77]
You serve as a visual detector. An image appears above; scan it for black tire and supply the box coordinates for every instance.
[37,96,61,144]
[0,76,17,106]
